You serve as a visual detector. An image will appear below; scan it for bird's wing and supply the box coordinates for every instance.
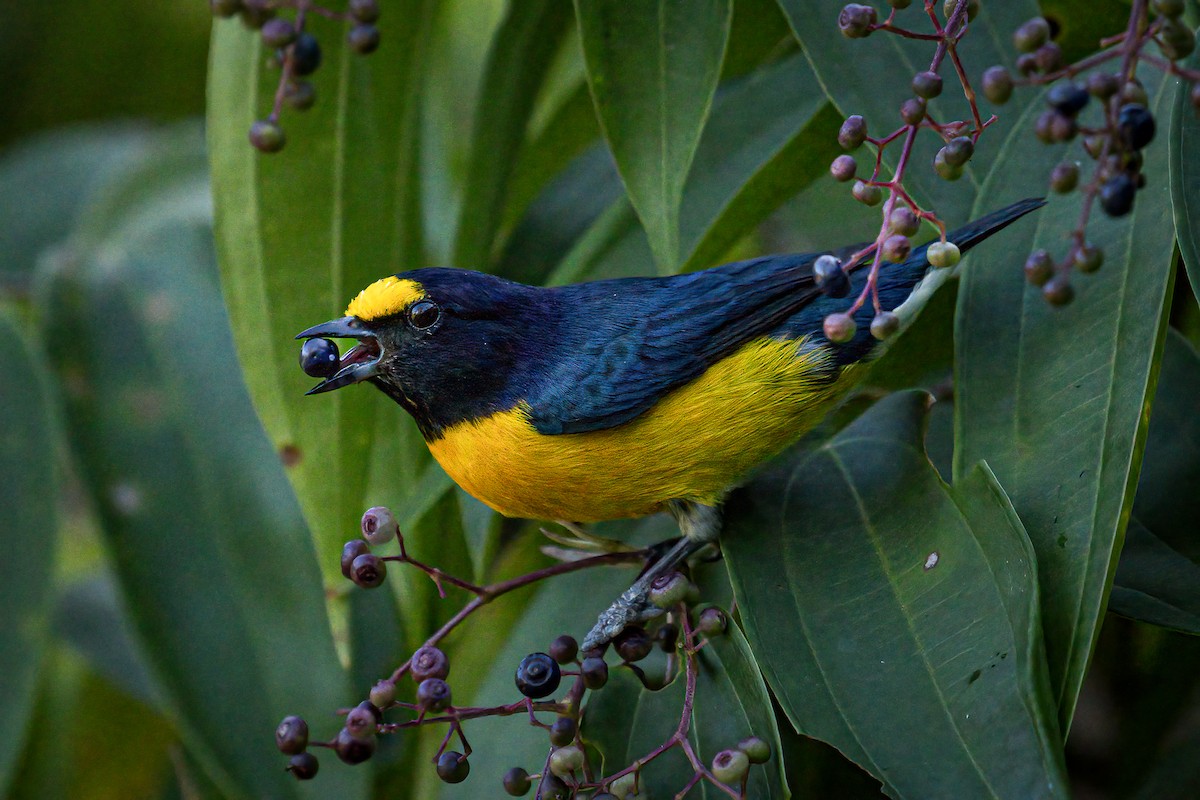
[525,254,826,435]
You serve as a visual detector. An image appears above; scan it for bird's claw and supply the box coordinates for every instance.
[581,576,665,652]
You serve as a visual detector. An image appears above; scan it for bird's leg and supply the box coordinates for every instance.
[581,501,722,652]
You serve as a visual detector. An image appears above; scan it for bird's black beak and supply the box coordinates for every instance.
[295,316,384,395]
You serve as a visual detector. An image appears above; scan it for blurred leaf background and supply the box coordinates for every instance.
[2,1,1199,798]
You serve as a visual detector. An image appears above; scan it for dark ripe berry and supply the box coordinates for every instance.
[341,540,370,579]
[870,311,900,340]
[240,0,276,29]
[698,608,728,636]
[648,572,689,608]
[739,736,772,764]
[830,154,857,182]
[882,234,911,262]
[287,751,319,780]
[614,626,653,663]
[711,749,751,784]
[549,745,585,778]
[261,18,297,48]
[369,679,396,709]
[933,149,964,181]
[1122,81,1149,106]
[982,66,1014,104]
[890,0,913,6]
[927,241,961,269]
[334,727,376,764]
[350,0,382,23]
[912,70,943,99]
[249,120,286,153]
[348,25,381,55]
[291,33,322,76]
[300,337,339,378]
[1074,244,1104,274]
[1042,276,1075,306]
[515,653,561,698]
[824,312,857,343]
[417,678,452,712]
[852,180,883,206]
[345,701,380,739]
[351,553,386,588]
[549,635,579,665]
[1034,42,1063,73]
[540,775,570,800]
[1118,104,1156,150]
[361,505,397,545]
[900,97,927,125]
[581,656,609,689]
[838,115,868,150]
[503,766,532,796]
[284,80,316,111]
[656,622,680,651]
[1087,72,1120,100]
[210,0,242,18]
[888,206,919,236]
[549,716,577,747]
[942,136,974,167]
[1048,112,1078,143]
[1016,53,1039,76]
[1046,81,1089,116]
[1050,161,1079,193]
[1013,17,1051,53]
[411,645,450,682]
[1159,17,1196,60]
[275,715,309,754]
[813,254,851,298]
[436,751,470,784]
[1100,174,1136,217]
[838,4,878,39]
[1024,250,1054,286]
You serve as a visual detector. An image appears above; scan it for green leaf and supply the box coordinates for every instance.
[1110,332,1200,633]
[207,1,438,584]
[37,223,363,800]
[1170,47,1200,306]
[725,391,1068,799]
[0,311,58,795]
[575,0,733,271]
[954,68,1179,731]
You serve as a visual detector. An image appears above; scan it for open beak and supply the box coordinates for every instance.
[295,316,383,395]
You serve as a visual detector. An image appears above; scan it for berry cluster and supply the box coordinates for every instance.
[823,0,987,344]
[275,505,773,797]
[209,0,382,153]
[976,0,1198,305]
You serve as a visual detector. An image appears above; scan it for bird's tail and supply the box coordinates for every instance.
[944,197,1045,255]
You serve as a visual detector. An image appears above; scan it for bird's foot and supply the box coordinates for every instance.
[581,572,667,652]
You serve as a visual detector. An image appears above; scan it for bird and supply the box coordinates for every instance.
[297,198,1042,650]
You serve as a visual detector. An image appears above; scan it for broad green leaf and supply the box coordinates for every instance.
[208,1,438,584]
[37,223,362,800]
[955,68,1179,731]
[1110,332,1200,633]
[0,311,57,795]
[1170,47,1200,305]
[584,618,790,798]
[451,0,575,269]
[575,0,733,271]
[725,391,1068,799]
[1133,723,1200,800]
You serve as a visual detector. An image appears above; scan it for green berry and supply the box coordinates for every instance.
[649,572,689,608]
[852,180,883,206]
[582,656,609,689]
[348,24,381,55]
[248,120,285,153]
[361,505,396,545]
[982,66,1013,104]
[839,4,878,38]
[284,80,316,111]
[608,773,638,798]
[870,312,900,341]
[411,645,450,682]
[738,736,772,764]
[824,312,857,344]
[711,748,751,784]
[942,136,974,167]
[350,0,381,23]
[540,775,570,800]
[838,115,867,150]
[830,154,857,182]
[927,241,961,269]
[698,608,728,636]
[1042,276,1074,306]
[287,751,319,780]
[1159,17,1196,60]
[350,553,386,588]
[549,745,585,778]
[1024,250,1054,287]
[1013,17,1050,53]
[1049,162,1079,194]
[1074,245,1104,274]
[883,234,911,263]
[239,0,275,29]
[1153,0,1185,17]
[503,766,532,796]
[275,715,309,755]
[888,206,919,236]
[933,149,963,181]
[912,70,943,99]
[1122,80,1149,106]
[369,680,396,709]
[261,18,297,48]
[1086,72,1120,99]
[436,751,470,784]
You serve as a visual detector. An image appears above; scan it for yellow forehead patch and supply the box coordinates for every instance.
[345,277,425,321]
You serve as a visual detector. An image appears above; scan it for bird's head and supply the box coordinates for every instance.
[296,268,550,438]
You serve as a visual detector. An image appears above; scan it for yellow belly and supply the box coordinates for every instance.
[426,336,858,521]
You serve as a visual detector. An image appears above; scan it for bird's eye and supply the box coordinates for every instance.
[408,300,440,330]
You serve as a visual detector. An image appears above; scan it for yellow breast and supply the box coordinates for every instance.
[426,336,858,522]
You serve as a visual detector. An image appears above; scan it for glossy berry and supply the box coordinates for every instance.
[581,656,609,689]
[870,312,900,341]
[933,149,963,181]
[912,71,943,99]
[276,715,309,754]
[1013,17,1051,53]
[1042,276,1075,306]
[300,337,339,378]
[830,154,857,182]
[503,766,532,796]
[1074,245,1104,274]
[838,115,867,150]
[982,66,1013,104]
[1050,162,1079,194]
[648,572,689,608]
[334,728,376,764]
[549,634,579,665]
[369,680,396,709]
[813,255,851,298]
[1100,174,1136,217]
[341,540,370,579]
[852,180,883,206]
[515,653,561,698]
[361,506,397,545]
[656,622,680,651]
[882,234,911,263]
[437,751,470,784]
[608,773,638,797]
[411,646,451,682]
[287,751,319,780]
[549,745,585,777]
[417,678,452,712]
[540,775,570,800]
[249,120,286,153]
[1046,81,1089,116]
[698,607,728,636]
[1024,250,1055,287]
[210,0,242,18]
[350,0,381,22]
[942,136,974,168]
[291,33,322,76]
[824,312,857,344]
[1118,104,1156,150]
[348,25,381,55]
[350,553,386,588]
[284,80,316,111]
[614,626,653,663]
[888,206,919,236]
[739,736,772,764]
[550,716,577,747]
[927,241,961,269]
[711,749,751,784]
[345,701,380,739]
[838,4,878,38]
[261,18,297,48]
[900,97,927,125]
